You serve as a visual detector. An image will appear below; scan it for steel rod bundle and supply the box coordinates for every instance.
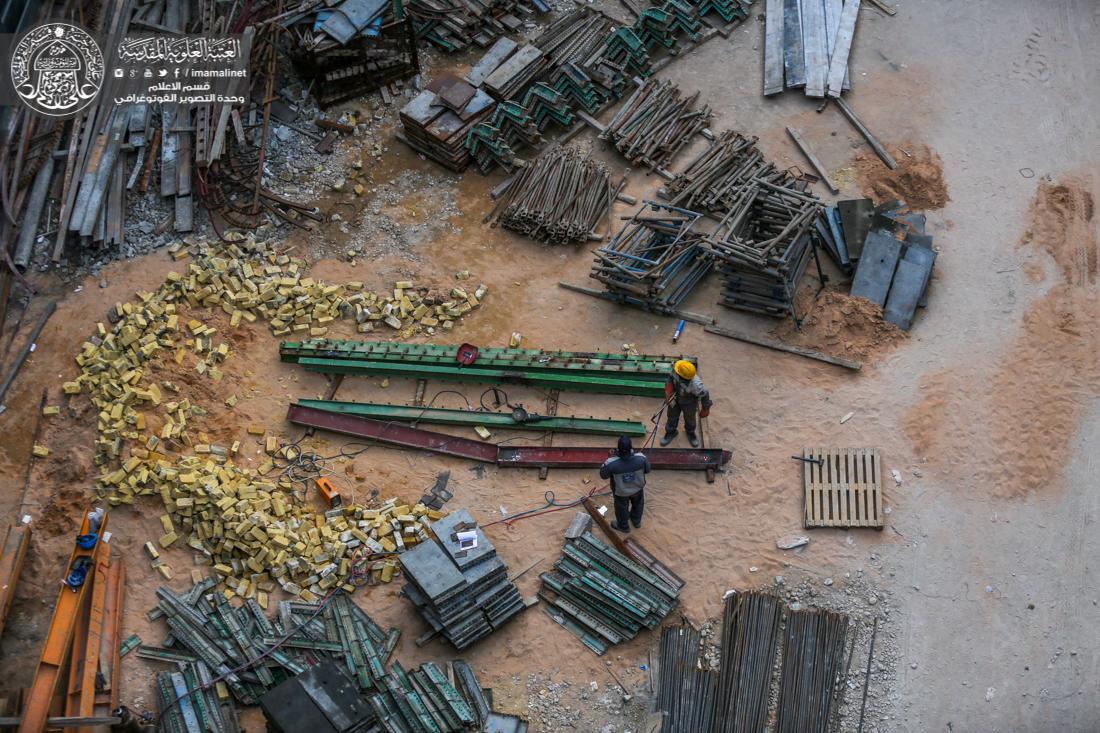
[602,79,712,172]
[657,625,718,733]
[590,201,713,312]
[775,608,851,733]
[664,129,764,212]
[487,146,615,244]
[711,590,783,733]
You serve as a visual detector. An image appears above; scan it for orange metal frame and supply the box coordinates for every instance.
[0,523,31,639]
[18,509,108,733]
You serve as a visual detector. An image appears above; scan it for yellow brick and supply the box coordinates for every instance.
[32,444,49,458]
[159,532,178,547]
[63,382,81,395]
[247,425,265,435]
[144,541,160,559]
[42,406,60,416]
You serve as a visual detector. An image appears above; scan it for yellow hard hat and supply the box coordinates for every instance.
[674,360,696,380]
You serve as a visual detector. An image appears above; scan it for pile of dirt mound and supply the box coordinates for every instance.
[855,144,949,211]
[772,288,907,362]
[1018,177,1096,284]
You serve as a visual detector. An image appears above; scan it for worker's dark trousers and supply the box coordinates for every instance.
[664,399,698,437]
[614,491,644,528]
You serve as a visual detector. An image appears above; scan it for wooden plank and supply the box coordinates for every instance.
[823,0,850,91]
[782,0,806,88]
[826,0,860,97]
[800,0,829,97]
[93,556,125,714]
[785,127,838,193]
[705,324,861,370]
[764,0,786,96]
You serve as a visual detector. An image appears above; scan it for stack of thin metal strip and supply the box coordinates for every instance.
[712,590,782,733]
[465,100,543,173]
[590,200,713,313]
[602,79,712,173]
[775,608,850,733]
[486,146,616,245]
[689,0,754,23]
[539,530,680,655]
[656,625,718,733]
[410,0,548,53]
[150,577,522,733]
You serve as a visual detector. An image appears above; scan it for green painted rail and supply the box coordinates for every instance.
[295,357,667,397]
[297,399,649,436]
[280,340,694,379]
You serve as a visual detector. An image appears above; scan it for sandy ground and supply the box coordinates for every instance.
[1,1,1099,731]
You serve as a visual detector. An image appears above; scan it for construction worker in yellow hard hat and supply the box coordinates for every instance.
[661,360,712,448]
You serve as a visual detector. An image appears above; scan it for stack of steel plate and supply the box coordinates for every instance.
[539,530,680,655]
[482,44,548,100]
[400,509,525,649]
[399,79,496,172]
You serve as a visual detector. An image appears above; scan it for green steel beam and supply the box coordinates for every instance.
[296,399,649,436]
[294,357,666,397]
[280,340,693,379]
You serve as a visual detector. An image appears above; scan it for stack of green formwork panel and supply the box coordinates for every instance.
[280,340,696,398]
[539,530,680,655]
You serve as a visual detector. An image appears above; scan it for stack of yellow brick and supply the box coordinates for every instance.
[62,232,478,601]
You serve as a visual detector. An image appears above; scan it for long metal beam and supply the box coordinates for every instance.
[294,357,666,397]
[280,340,693,377]
[287,405,730,473]
[295,399,649,436]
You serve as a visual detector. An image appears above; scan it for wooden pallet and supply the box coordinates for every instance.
[802,448,883,528]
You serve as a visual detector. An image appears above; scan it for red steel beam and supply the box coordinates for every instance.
[287,405,500,462]
[497,446,730,470]
[288,405,730,473]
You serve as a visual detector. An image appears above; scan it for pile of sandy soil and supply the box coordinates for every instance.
[903,174,1099,498]
[772,287,908,362]
[1018,178,1097,284]
[855,144,950,211]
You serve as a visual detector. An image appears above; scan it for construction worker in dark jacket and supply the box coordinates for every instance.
[600,436,651,532]
[661,360,712,448]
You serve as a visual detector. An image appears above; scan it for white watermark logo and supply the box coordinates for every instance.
[10,23,103,117]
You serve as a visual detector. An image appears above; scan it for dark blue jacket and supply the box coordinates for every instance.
[600,453,651,497]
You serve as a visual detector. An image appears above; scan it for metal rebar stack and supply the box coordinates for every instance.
[602,79,712,173]
[704,179,824,319]
[775,608,851,733]
[487,146,615,244]
[590,201,713,313]
[664,129,763,213]
[711,590,783,733]
[656,625,718,733]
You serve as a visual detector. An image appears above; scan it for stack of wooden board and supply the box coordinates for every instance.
[763,0,856,97]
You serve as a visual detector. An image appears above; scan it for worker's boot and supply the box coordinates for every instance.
[686,433,700,448]
[659,431,677,446]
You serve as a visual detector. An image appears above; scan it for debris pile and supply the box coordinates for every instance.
[400,509,526,649]
[486,146,618,245]
[590,201,712,313]
[148,580,527,731]
[279,1,420,108]
[602,79,712,174]
[654,590,852,733]
[539,523,680,655]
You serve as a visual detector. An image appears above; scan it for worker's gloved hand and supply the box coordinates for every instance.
[664,382,673,399]
[700,406,710,418]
